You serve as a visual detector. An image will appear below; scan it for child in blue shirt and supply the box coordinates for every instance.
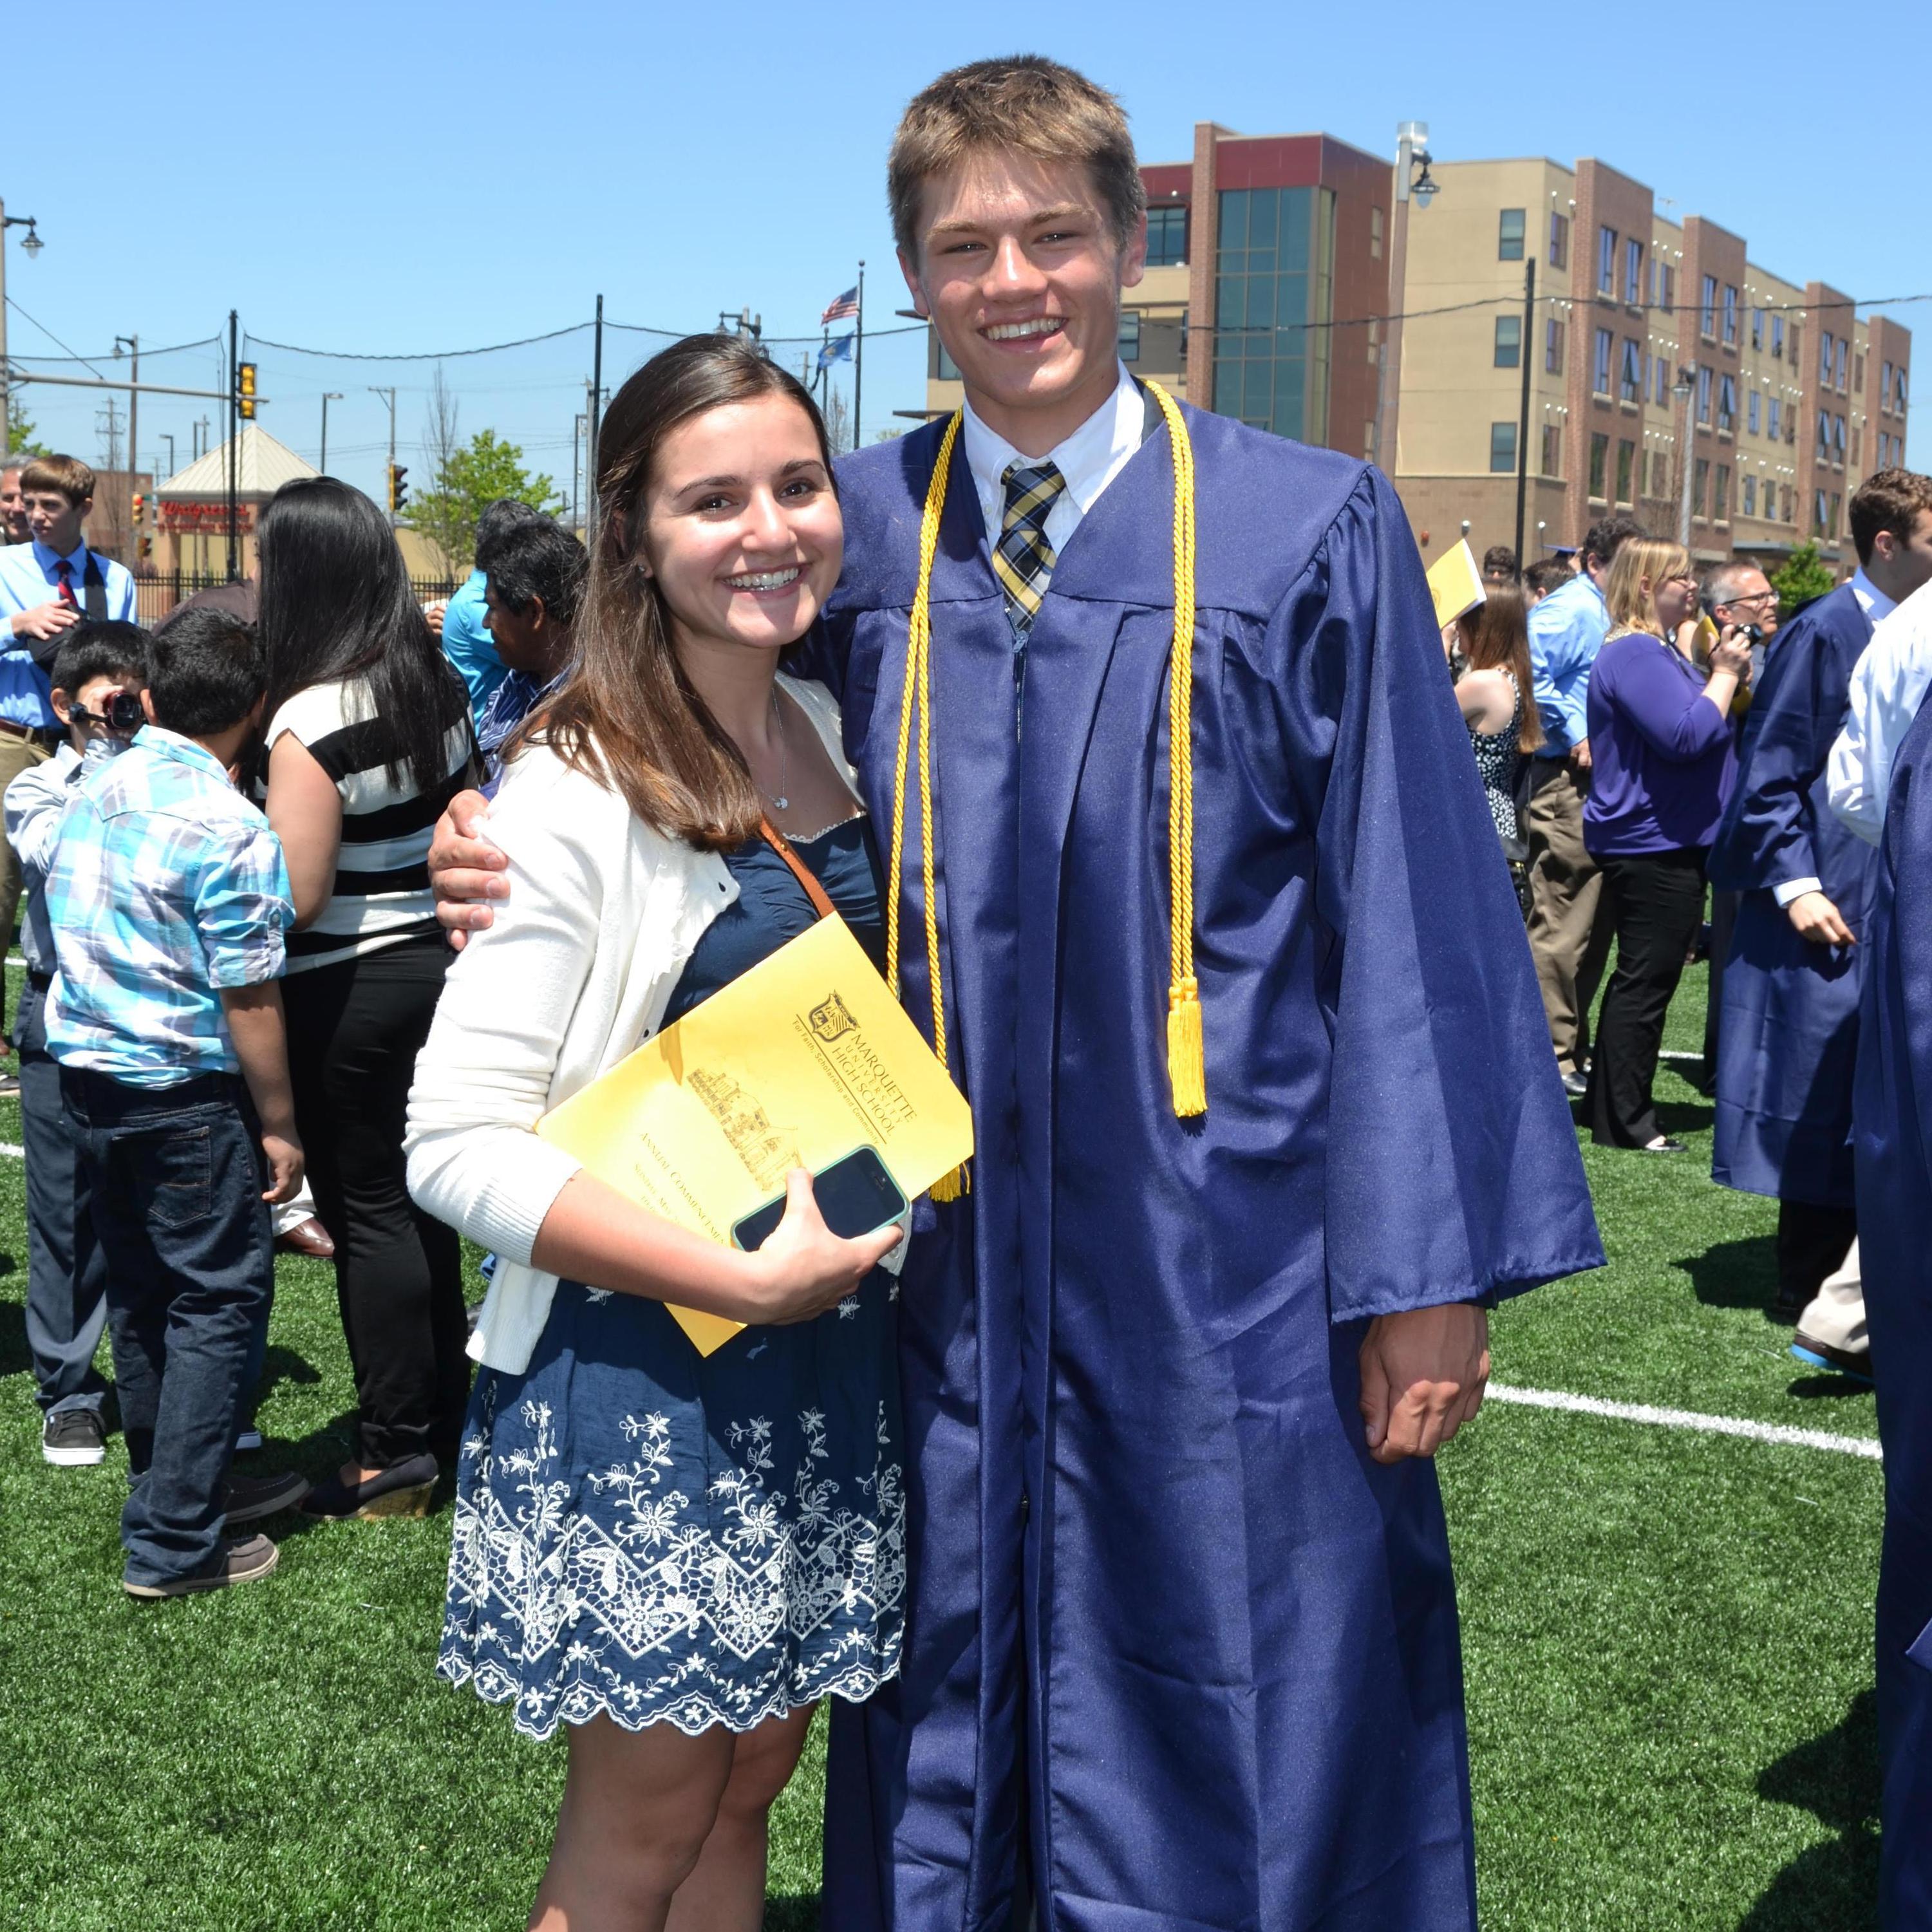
[45,606,310,1597]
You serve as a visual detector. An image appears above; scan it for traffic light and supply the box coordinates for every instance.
[131,492,144,525]
[387,463,408,515]
[236,361,257,420]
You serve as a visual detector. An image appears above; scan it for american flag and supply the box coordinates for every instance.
[821,286,860,324]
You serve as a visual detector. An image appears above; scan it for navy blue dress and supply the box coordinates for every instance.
[808,413,1601,1931]
[1709,584,1878,1206]
[1853,697,1932,1925]
[438,816,906,1740]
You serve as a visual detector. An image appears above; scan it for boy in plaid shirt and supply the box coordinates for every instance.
[45,607,309,1597]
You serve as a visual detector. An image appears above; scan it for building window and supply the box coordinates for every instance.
[1594,328,1614,397]
[1772,314,1785,359]
[1696,364,1713,425]
[1897,366,1910,412]
[1620,339,1642,404]
[1723,285,1739,345]
[1211,185,1335,444]
[1590,431,1609,499]
[1742,474,1757,516]
[1790,323,1803,374]
[1748,388,1761,435]
[1490,422,1519,473]
[1541,423,1562,477]
[1855,351,1864,393]
[1835,413,1846,462]
[1655,356,1671,406]
[1700,274,1718,337]
[1368,206,1383,261]
[1651,451,1668,498]
[937,340,962,381]
[1598,226,1617,296]
[1817,410,1831,460]
[1545,317,1566,375]
[1145,204,1188,268]
[1117,310,1141,362]
[1820,331,1834,385]
[1549,211,1569,269]
[1498,209,1526,261]
[1718,373,1736,433]
[1616,438,1635,504]
[1769,397,1782,441]
[1751,308,1764,350]
[1660,263,1675,313]
[1814,489,1829,535]
[1853,424,1862,468]
[1835,338,1848,389]
[1625,238,1644,305]
[1714,465,1730,521]
[1494,315,1521,368]
[1882,361,1895,413]
[1831,490,1843,534]
[1694,458,1709,518]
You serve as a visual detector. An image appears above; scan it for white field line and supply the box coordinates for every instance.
[1488,1382,1881,1459]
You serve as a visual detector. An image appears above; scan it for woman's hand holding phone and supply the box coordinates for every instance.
[730,1168,903,1326]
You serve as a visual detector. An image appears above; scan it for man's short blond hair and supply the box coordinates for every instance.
[21,455,95,505]
[888,56,1145,261]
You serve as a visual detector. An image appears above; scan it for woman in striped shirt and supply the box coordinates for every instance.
[258,478,478,1519]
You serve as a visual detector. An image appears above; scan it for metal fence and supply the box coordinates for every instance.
[131,572,463,628]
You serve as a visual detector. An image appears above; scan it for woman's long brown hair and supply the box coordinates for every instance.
[507,333,836,850]
[1459,585,1544,755]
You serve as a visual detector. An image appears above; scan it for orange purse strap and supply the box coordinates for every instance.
[758,816,837,921]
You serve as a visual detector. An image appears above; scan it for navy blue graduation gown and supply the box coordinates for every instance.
[1852,691,1932,1926]
[1709,584,1878,1206]
[809,408,1602,1932]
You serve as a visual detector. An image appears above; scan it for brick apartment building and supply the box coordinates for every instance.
[914,126,1912,577]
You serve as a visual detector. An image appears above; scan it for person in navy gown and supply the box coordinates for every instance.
[430,57,1603,1932]
[1851,683,1932,1928]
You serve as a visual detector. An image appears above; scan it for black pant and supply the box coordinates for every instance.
[281,933,468,1468]
[17,976,110,1414]
[62,1068,272,1585]
[1702,886,1739,1095]
[1776,1199,1858,1314]
[1586,847,1708,1147]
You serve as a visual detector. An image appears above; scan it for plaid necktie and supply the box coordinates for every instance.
[993,461,1067,636]
[54,560,79,609]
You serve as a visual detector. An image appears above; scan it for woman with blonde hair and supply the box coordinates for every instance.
[1581,538,1751,1150]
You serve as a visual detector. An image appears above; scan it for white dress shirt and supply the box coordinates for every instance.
[959,362,1146,561]
[0,538,136,639]
[1828,572,1930,847]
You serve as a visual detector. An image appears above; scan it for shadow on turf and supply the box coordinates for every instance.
[1677,1233,1779,1312]
[0,1291,27,1378]
[1737,1688,1880,1930]
[764,1897,818,1931]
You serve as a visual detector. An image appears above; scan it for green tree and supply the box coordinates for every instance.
[1770,540,1837,619]
[408,424,563,576]
[4,386,50,459]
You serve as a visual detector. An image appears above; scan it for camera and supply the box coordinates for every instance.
[71,689,145,734]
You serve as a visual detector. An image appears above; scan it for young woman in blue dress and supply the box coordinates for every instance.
[406,335,905,1932]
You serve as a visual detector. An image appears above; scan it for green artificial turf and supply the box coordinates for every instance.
[0,962,1883,1929]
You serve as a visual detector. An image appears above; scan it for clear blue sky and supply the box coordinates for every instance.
[5,0,1926,510]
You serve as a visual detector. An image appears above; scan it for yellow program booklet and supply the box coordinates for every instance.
[536,914,973,1356]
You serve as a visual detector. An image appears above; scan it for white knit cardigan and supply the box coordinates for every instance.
[404,673,852,1375]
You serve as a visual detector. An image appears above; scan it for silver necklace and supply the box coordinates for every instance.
[762,686,791,812]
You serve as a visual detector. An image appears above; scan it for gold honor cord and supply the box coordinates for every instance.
[888,382,1205,1194]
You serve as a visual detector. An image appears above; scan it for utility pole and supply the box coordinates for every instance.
[370,386,397,525]
[588,294,605,540]
[160,433,174,480]
[1373,120,1436,478]
[226,310,240,581]
[853,261,865,449]
[115,336,139,536]
[319,391,342,474]
[1513,258,1535,567]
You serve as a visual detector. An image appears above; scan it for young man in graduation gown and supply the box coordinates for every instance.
[806,60,1600,1931]
[1709,471,1932,1357]
[1849,681,1932,1927]
[430,59,1600,1928]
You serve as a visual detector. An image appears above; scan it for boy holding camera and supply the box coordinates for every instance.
[44,608,308,1596]
[6,623,149,1465]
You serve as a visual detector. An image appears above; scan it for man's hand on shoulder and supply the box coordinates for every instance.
[429,788,506,952]
[1358,1303,1490,1465]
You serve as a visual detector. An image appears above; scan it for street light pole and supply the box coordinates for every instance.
[160,433,175,480]
[0,200,47,453]
[1373,120,1436,480]
[319,391,342,474]
[115,335,139,541]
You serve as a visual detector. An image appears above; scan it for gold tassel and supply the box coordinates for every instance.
[930,1163,970,1203]
[1167,977,1207,1118]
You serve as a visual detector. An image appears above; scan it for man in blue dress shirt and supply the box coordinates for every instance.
[0,456,136,1032]
[1524,514,1646,1093]
[436,498,548,728]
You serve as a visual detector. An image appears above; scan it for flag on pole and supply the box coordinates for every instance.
[818,333,855,371]
[821,286,860,324]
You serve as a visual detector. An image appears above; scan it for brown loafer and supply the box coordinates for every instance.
[276,1217,336,1260]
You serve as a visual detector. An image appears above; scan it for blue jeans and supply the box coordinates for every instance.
[60,1066,274,1586]
[15,976,109,1416]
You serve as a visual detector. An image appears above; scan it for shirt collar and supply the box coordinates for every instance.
[30,537,89,577]
[1850,568,1897,624]
[133,724,238,786]
[960,362,1143,521]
